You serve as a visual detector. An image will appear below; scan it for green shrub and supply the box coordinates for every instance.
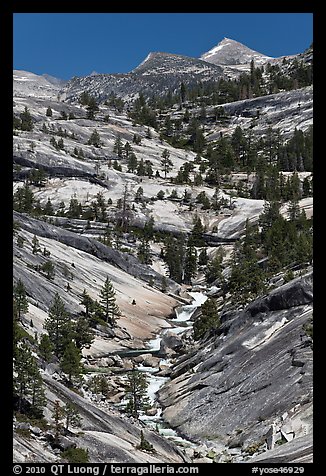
[61,447,89,463]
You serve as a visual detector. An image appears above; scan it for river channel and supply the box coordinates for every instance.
[135,291,207,448]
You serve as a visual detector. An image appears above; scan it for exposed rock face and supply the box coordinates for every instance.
[64,52,225,101]
[201,37,273,66]
[13,373,189,464]
[249,434,313,463]
[207,86,313,140]
[13,211,180,295]
[158,272,313,460]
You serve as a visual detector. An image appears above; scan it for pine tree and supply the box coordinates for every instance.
[17,235,25,248]
[86,96,99,119]
[136,430,155,453]
[57,137,65,150]
[99,277,121,326]
[163,234,185,284]
[193,298,220,341]
[137,238,152,264]
[29,364,47,417]
[188,216,205,247]
[180,82,187,104]
[79,290,93,317]
[41,260,55,280]
[20,106,33,131]
[184,244,197,284]
[125,365,151,418]
[60,342,83,384]
[74,317,95,350]
[13,279,29,321]
[127,152,138,173]
[13,184,34,213]
[32,235,41,254]
[161,149,173,179]
[44,198,54,215]
[88,129,101,147]
[205,251,223,285]
[14,343,46,416]
[52,400,65,443]
[113,136,124,157]
[135,186,144,202]
[198,248,208,266]
[67,197,82,218]
[137,158,146,176]
[46,106,53,117]
[63,403,81,431]
[44,293,73,357]
[38,334,54,362]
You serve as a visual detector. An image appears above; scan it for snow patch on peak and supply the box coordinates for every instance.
[201,38,273,66]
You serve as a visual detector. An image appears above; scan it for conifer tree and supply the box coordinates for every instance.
[32,235,41,254]
[60,341,83,384]
[160,149,173,179]
[14,343,46,416]
[44,293,73,357]
[137,238,152,264]
[86,96,99,119]
[74,317,95,350]
[99,276,121,326]
[205,251,223,285]
[46,106,53,117]
[13,184,34,213]
[113,136,124,157]
[137,430,155,453]
[13,279,29,321]
[137,158,146,176]
[125,365,151,418]
[127,152,138,173]
[63,403,81,431]
[41,260,55,280]
[88,129,101,147]
[80,289,94,320]
[20,106,33,131]
[184,244,197,284]
[38,334,54,362]
[52,400,65,444]
[17,235,25,248]
[188,216,205,247]
[193,298,220,341]
[44,198,54,215]
[198,248,208,266]
[163,234,185,284]
[57,137,65,150]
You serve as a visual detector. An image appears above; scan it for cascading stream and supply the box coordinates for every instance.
[138,291,208,448]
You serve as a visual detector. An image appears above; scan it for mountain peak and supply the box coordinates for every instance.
[201,37,273,66]
[132,50,224,77]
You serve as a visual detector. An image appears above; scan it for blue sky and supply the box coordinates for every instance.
[13,13,313,80]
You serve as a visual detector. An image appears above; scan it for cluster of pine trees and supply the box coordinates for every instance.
[192,199,312,341]
[13,274,121,420]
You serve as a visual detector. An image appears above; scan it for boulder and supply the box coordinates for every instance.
[145,407,159,416]
[106,391,125,404]
[56,436,77,451]
[122,359,133,370]
[30,426,43,437]
[158,332,184,358]
[156,366,172,377]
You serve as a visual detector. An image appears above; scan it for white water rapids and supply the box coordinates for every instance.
[139,292,208,448]
[113,292,207,448]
